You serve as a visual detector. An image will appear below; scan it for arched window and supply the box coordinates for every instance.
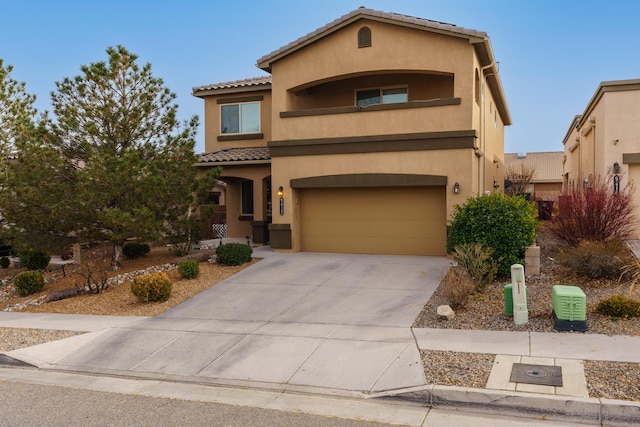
[358,27,372,48]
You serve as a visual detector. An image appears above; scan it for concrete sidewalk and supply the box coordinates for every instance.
[1,251,640,424]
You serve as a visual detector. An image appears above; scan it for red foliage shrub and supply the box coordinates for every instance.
[550,175,636,246]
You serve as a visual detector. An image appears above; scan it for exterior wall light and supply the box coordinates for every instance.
[278,186,284,216]
[453,182,460,194]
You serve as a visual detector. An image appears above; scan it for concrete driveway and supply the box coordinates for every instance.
[19,252,451,394]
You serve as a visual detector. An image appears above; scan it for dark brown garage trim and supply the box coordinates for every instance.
[268,223,292,249]
[291,173,447,188]
[623,153,640,164]
[269,130,476,157]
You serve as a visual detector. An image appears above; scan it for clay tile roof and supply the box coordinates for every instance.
[192,75,272,96]
[197,147,271,165]
[504,152,564,183]
[256,7,487,70]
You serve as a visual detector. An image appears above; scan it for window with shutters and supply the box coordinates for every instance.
[358,27,371,48]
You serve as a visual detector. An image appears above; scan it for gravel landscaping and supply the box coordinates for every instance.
[413,225,640,401]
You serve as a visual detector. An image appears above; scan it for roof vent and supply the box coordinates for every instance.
[358,27,372,48]
[517,152,527,159]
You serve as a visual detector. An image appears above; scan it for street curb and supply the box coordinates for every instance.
[378,384,640,426]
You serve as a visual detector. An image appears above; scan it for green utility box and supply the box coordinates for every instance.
[552,285,587,331]
[503,284,528,316]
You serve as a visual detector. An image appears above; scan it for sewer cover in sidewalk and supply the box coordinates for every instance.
[510,363,563,387]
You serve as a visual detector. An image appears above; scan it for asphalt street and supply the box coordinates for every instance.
[0,380,592,427]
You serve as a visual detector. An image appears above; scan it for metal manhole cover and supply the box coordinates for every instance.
[510,363,563,387]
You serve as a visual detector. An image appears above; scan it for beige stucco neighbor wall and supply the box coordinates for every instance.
[563,81,640,239]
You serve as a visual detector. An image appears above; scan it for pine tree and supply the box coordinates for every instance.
[2,47,215,269]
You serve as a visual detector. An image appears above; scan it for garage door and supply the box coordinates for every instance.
[300,186,447,256]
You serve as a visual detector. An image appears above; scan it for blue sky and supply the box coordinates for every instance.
[2,0,639,154]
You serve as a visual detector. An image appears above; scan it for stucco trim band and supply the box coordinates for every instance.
[280,98,461,118]
[290,173,447,188]
[269,130,477,157]
[217,95,265,104]
[623,153,640,164]
[218,133,264,142]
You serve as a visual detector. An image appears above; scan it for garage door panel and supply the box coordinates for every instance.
[300,187,446,256]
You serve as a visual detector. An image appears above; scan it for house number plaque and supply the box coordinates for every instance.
[279,197,284,216]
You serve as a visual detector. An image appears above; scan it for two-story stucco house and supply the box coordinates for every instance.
[562,79,640,236]
[193,8,511,256]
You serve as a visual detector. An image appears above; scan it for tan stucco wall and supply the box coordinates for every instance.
[564,89,640,185]
[271,149,475,252]
[269,19,476,141]
[600,91,640,181]
[201,89,272,153]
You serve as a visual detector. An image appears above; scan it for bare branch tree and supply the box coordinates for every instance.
[505,163,535,197]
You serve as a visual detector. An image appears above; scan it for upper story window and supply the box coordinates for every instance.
[221,102,260,134]
[356,87,407,107]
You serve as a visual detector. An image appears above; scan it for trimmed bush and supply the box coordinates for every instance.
[452,243,499,290]
[557,240,631,280]
[19,248,51,270]
[596,295,640,319]
[14,271,45,296]
[178,259,200,279]
[130,272,172,303]
[0,256,10,268]
[441,266,476,309]
[123,242,151,259]
[448,193,538,276]
[216,243,252,266]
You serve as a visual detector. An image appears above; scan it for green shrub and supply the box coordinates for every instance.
[13,271,45,296]
[216,243,252,266]
[448,193,538,277]
[19,248,51,270]
[130,272,172,303]
[0,256,10,268]
[452,243,499,290]
[441,266,476,309]
[557,240,631,280]
[178,259,200,279]
[596,295,640,318]
[123,242,151,259]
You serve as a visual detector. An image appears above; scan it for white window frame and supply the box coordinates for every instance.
[220,101,260,135]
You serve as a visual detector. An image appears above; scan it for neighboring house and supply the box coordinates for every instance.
[504,152,563,201]
[193,7,511,256]
[562,79,640,235]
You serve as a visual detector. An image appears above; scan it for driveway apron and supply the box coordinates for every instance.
[30,253,451,393]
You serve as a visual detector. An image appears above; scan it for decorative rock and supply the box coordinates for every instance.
[437,304,456,320]
[46,288,78,302]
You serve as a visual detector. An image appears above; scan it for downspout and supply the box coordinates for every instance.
[480,62,495,194]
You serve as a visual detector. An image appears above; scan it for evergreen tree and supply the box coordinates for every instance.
[2,47,214,269]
